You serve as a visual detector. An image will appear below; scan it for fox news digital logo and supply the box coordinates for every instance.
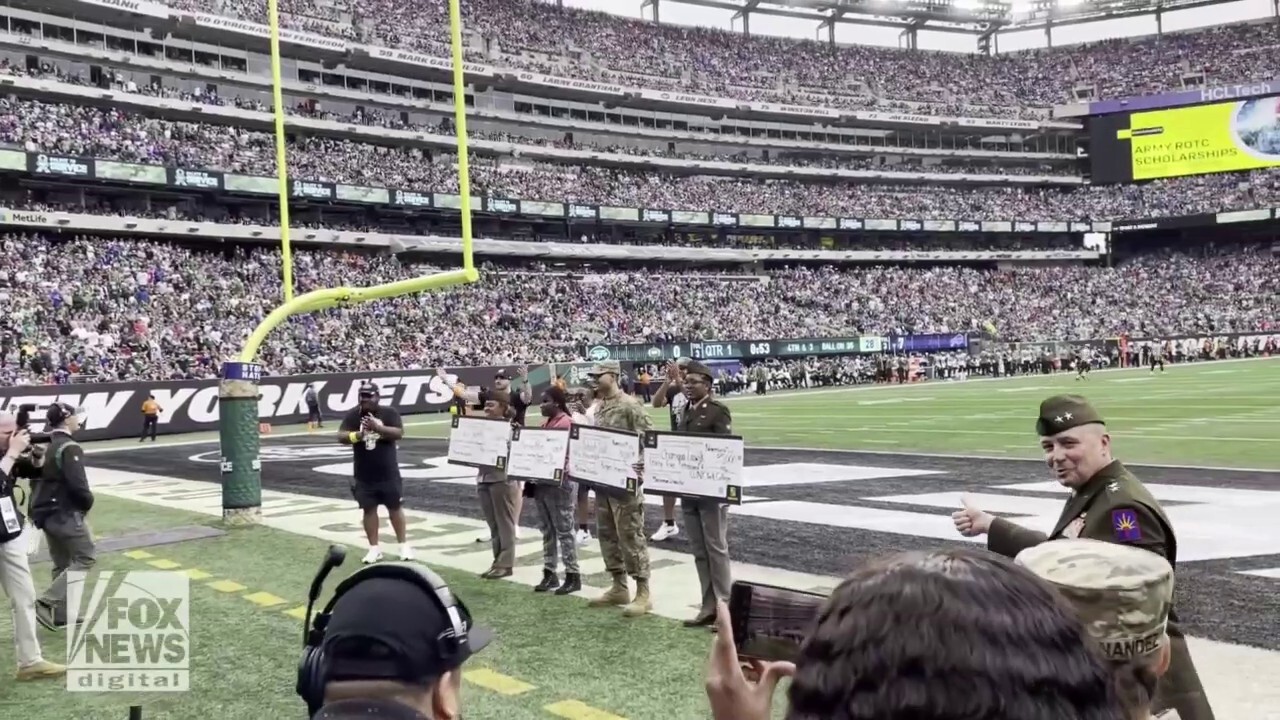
[66,571,190,692]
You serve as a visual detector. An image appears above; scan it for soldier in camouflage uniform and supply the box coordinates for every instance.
[954,394,1213,720]
[1018,538,1182,720]
[583,360,654,617]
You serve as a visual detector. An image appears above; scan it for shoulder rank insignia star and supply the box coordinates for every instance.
[1108,481,1120,493]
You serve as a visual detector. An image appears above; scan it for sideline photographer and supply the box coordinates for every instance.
[0,413,65,680]
[29,402,96,630]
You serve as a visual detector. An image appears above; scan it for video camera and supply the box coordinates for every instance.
[14,403,52,444]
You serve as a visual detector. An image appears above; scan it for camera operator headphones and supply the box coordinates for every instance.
[46,402,80,426]
[295,562,472,716]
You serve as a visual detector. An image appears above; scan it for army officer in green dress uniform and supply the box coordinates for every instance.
[952,394,1214,720]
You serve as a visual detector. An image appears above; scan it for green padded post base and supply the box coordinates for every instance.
[219,362,263,526]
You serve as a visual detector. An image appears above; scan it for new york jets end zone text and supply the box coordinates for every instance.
[0,365,529,442]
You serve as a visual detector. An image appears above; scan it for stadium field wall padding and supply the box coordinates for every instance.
[2,364,549,442]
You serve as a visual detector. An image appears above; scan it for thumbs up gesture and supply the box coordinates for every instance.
[952,494,994,537]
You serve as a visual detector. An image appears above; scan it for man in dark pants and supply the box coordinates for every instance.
[306,384,324,429]
[29,402,96,631]
[338,383,409,565]
[140,394,162,442]
[952,394,1214,720]
[676,361,734,629]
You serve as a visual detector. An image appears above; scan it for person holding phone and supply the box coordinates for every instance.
[677,360,734,629]
[708,550,1127,720]
[338,383,408,565]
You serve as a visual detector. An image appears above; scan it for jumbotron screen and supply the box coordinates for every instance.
[1090,96,1280,182]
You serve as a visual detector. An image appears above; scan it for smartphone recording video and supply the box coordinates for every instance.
[729,580,827,663]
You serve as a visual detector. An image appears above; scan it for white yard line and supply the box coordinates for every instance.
[747,424,1280,443]
[748,444,1279,473]
[85,419,455,455]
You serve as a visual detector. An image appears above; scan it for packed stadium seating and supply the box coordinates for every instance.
[166,0,1280,114]
[3,2,1280,386]
[5,90,1280,222]
[3,234,1276,384]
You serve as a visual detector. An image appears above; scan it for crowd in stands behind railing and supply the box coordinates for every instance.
[0,59,1076,179]
[149,0,1280,116]
[1,199,1087,252]
[5,95,1280,221]
[1,234,1274,385]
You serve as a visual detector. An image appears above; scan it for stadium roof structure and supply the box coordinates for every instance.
[640,0,1233,45]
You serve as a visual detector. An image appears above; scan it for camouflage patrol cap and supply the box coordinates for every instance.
[587,359,621,376]
[1016,538,1173,663]
[684,360,714,380]
[1036,394,1105,436]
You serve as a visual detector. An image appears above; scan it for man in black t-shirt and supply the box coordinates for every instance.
[338,383,408,565]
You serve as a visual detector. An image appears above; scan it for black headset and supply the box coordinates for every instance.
[46,402,78,426]
[296,562,472,716]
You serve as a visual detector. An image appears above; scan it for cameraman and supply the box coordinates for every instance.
[0,413,65,680]
[29,402,96,630]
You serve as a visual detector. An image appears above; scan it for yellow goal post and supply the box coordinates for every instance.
[217,0,479,525]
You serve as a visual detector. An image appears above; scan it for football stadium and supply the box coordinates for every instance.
[0,0,1278,718]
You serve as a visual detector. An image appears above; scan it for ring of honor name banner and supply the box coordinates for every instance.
[1091,96,1280,182]
[446,416,511,470]
[641,431,744,505]
[566,424,642,495]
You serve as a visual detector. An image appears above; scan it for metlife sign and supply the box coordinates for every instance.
[0,365,531,442]
[31,153,92,178]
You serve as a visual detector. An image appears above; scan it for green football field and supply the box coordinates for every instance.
[3,357,1275,720]
[405,357,1280,469]
[81,356,1280,470]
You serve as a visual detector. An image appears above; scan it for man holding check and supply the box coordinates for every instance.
[675,360,734,629]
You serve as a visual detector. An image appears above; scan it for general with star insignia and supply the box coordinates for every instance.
[953,393,1215,720]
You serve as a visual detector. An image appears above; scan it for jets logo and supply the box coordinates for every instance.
[189,445,352,464]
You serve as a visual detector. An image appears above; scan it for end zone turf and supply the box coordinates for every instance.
[0,494,747,720]
[10,467,1272,720]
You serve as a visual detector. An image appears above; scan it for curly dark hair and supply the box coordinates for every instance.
[542,386,570,415]
[785,549,1125,720]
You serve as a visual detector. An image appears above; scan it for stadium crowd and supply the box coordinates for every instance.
[1,60,1073,177]
[1,234,1274,384]
[6,94,1280,221]
[161,0,1280,116]
[5,197,1090,252]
